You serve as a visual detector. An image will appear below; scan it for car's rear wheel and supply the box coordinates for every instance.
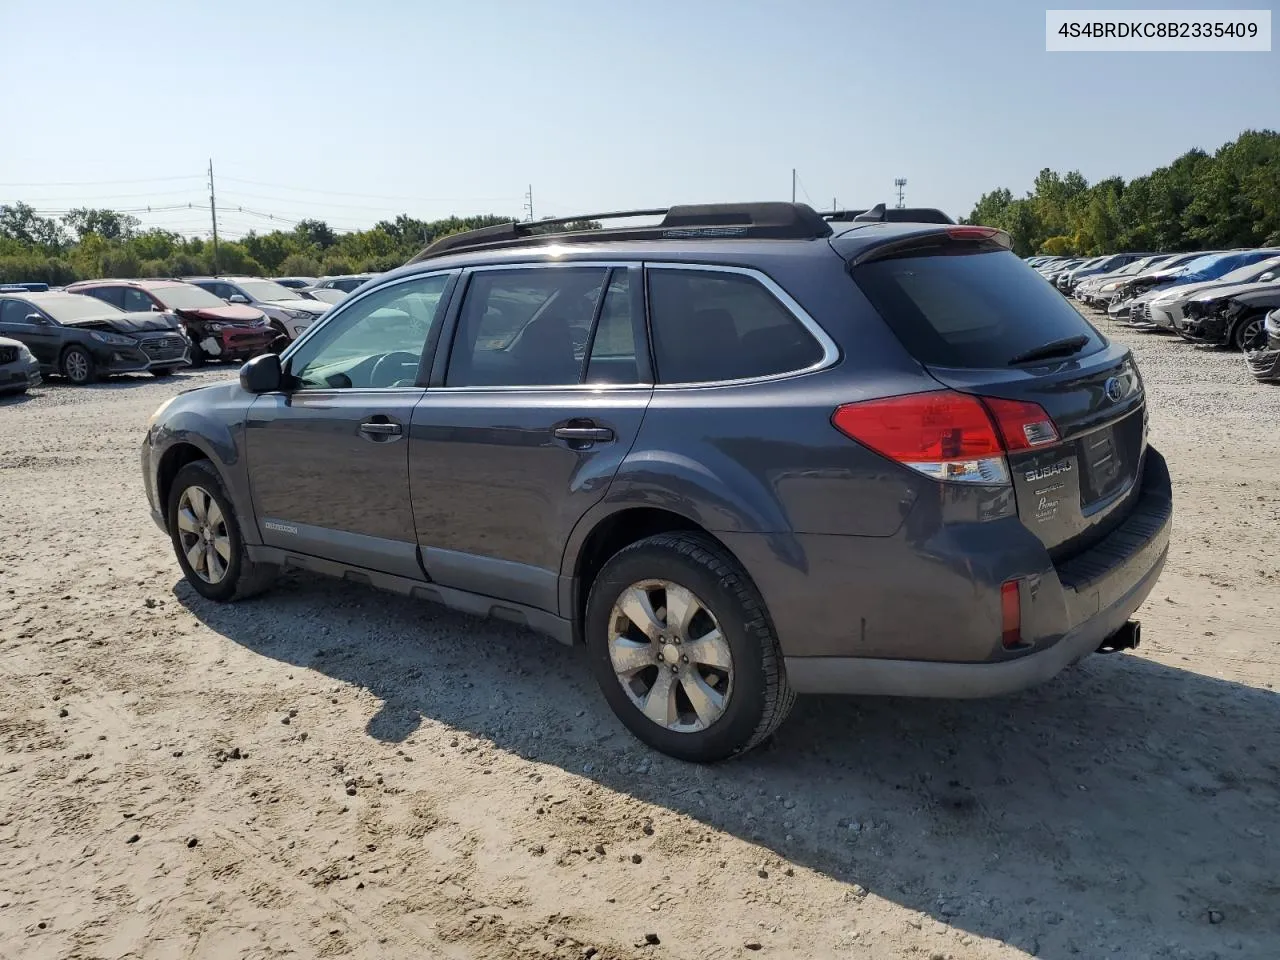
[584,532,794,762]
[188,340,207,367]
[61,345,97,384]
[168,460,275,602]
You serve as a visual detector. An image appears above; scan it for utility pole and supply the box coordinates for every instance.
[894,177,907,209]
[833,197,838,213]
[208,159,220,274]
[523,184,534,222]
[791,168,796,203]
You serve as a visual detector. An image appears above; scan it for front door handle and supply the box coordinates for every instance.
[359,420,402,440]
[553,425,614,443]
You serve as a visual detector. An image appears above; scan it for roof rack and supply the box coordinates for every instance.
[407,202,834,263]
[824,204,956,225]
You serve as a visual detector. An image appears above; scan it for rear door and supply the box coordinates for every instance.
[409,264,651,614]
[853,244,1146,558]
[244,271,456,578]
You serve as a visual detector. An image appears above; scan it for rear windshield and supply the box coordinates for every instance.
[853,249,1105,368]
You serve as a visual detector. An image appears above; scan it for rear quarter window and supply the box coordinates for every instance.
[852,249,1105,368]
[647,269,825,384]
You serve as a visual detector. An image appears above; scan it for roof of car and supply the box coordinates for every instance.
[67,278,188,289]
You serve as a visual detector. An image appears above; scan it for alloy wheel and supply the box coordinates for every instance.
[64,350,89,383]
[608,579,733,732]
[176,485,232,584]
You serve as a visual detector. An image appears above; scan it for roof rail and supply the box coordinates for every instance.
[824,205,956,225]
[407,202,834,263]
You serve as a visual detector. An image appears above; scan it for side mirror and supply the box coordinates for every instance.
[150,304,162,312]
[1260,272,1275,282]
[25,313,48,324]
[239,352,283,393]
[227,294,250,305]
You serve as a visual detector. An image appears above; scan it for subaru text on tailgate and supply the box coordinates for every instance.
[140,202,1172,761]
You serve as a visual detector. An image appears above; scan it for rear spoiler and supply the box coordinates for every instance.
[845,226,1012,266]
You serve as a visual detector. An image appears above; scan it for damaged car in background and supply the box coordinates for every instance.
[1128,255,1280,336]
[1101,253,1206,317]
[1113,251,1272,325]
[1180,279,1280,351]
[1073,254,1174,308]
[66,279,275,366]
[0,291,189,384]
[1245,307,1280,382]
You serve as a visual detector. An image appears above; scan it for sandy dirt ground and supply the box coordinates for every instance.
[1,314,1278,960]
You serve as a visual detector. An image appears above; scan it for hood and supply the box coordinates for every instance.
[173,303,266,324]
[1185,279,1280,304]
[1149,279,1233,303]
[1227,286,1280,310]
[265,298,328,315]
[63,311,179,334]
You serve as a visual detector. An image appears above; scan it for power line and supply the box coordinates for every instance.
[0,175,202,187]
[216,174,520,204]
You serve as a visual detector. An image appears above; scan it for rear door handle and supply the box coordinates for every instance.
[359,420,402,439]
[553,426,614,442]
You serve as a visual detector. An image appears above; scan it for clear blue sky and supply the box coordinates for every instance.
[1,0,1275,239]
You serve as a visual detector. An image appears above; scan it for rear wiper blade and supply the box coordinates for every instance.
[1007,335,1090,366]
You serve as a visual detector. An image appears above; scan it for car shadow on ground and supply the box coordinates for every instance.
[177,572,1279,959]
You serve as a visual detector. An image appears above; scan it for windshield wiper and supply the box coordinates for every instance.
[1007,334,1090,366]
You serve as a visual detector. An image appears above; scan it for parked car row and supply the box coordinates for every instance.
[0,273,352,389]
[1028,247,1280,385]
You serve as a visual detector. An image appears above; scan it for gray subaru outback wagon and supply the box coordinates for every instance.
[141,203,1172,761]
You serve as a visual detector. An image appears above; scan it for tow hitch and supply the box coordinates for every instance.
[1097,620,1141,654]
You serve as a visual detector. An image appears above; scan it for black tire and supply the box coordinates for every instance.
[188,340,207,368]
[60,345,97,384]
[584,532,794,762]
[167,459,276,602]
[1233,312,1266,353]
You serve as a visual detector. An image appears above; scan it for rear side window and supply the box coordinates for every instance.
[83,286,125,309]
[647,269,824,384]
[852,250,1105,368]
[446,267,608,387]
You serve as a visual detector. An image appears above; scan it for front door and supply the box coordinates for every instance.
[410,264,652,614]
[0,299,60,365]
[245,271,456,578]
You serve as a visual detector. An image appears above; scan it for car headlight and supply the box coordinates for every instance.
[284,308,311,320]
[89,331,137,346]
[206,322,224,332]
[17,343,33,360]
[147,396,177,431]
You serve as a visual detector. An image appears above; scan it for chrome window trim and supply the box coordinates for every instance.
[642,261,840,389]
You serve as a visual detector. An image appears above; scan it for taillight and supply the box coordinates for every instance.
[1000,579,1022,649]
[831,390,1058,485]
[982,397,1060,451]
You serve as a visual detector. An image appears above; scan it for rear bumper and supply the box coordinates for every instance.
[738,449,1173,698]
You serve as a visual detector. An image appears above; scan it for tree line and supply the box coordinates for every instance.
[0,206,523,284]
[962,129,1280,257]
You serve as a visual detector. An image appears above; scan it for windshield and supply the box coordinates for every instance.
[36,294,124,322]
[238,279,302,301]
[150,284,230,310]
[853,249,1104,368]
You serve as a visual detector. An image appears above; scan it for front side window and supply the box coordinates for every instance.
[446,267,609,387]
[0,299,33,324]
[287,273,452,390]
[647,269,824,384]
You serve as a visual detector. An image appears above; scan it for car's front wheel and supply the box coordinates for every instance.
[1234,312,1266,352]
[585,532,794,762]
[61,345,97,384]
[167,460,275,602]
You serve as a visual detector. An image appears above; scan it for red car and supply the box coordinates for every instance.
[65,279,276,365]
